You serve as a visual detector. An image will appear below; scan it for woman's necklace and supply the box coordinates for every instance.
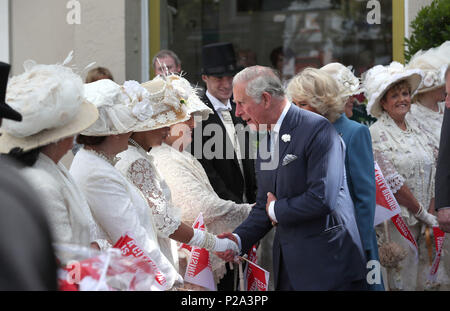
[128,138,153,160]
[85,148,119,166]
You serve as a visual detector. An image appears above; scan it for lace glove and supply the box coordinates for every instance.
[188,229,239,253]
[415,205,438,227]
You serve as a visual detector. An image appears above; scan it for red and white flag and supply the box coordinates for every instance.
[183,213,216,291]
[374,162,401,225]
[243,245,269,291]
[244,247,269,291]
[374,162,418,260]
[113,234,169,291]
[427,227,446,283]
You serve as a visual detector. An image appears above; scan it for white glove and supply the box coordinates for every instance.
[188,229,239,253]
[415,205,438,227]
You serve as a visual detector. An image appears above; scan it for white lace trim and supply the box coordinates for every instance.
[127,158,181,238]
[385,173,405,194]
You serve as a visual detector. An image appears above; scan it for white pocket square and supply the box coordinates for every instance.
[282,154,298,166]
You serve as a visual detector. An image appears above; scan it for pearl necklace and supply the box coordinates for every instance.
[128,138,153,159]
[85,149,119,166]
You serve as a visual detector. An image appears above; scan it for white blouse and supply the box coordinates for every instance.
[70,148,182,288]
[22,153,99,247]
[370,112,438,226]
[116,145,181,269]
[150,143,252,280]
[407,101,445,148]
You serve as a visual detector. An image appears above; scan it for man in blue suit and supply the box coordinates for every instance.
[217,66,367,290]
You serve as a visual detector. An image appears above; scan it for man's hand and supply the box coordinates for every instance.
[438,209,450,232]
[266,192,277,225]
[215,232,240,262]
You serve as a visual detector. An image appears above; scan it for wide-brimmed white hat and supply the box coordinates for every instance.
[81,79,139,136]
[320,62,363,98]
[0,56,98,153]
[362,61,422,118]
[406,40,450,97]
[132,74,194,132]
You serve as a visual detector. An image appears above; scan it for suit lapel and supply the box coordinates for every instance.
[203,95,243,179]
[272,105,298,194]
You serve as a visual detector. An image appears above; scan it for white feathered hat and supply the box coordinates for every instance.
[81,79,138,136]
[320,62,363,98]
[0,53,99,153]
[406,40,450,96]
[362,61,422,118]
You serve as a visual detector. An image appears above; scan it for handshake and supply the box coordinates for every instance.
[188,230,240,262]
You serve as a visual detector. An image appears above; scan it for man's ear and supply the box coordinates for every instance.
[261,92,272,108]
[201,75,208,83]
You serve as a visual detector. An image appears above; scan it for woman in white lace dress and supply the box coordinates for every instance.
[363,62,449,290]
[0,57,103,249]
[147,81,252,285]
[406,41,450,146]
[70,79,184,290]
[113,75,241,288]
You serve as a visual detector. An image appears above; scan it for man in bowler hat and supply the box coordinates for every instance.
[189,43,257,290]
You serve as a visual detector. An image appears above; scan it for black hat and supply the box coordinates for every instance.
[201,42,238,76]
[0,62,22,122]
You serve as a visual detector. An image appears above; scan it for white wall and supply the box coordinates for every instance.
[405,0,434,39]
[9,0,128,83]
[0,0,9,63]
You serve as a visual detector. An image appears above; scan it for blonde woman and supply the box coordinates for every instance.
[286,67,382,290]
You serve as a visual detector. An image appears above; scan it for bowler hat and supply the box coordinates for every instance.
[201,42,238,76]
[0,62,22,122]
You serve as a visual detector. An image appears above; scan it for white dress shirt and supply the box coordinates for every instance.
[234,101,291,250]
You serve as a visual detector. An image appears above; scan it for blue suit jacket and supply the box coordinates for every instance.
[333,115,383,291]
[234,105,366,290]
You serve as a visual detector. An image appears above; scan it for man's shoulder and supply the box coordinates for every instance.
[291,106,332,131]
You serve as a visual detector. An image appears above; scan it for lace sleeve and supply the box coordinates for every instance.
[154,154,252,235]
[127,158,181,238]
[371,128,405,194]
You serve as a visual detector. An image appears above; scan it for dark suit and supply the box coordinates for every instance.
[0,158,57,290]
[190,93,257,204]
[234,105,367,290]
[436,108,450,210]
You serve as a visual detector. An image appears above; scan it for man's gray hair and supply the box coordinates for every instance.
[152,49,181,68]
[233,66,285,103]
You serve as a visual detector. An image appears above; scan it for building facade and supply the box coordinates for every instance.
[1,0,435,83]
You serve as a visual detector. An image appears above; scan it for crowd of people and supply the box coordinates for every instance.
[0,40,449,291]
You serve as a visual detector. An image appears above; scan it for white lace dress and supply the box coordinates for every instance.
[116,145,181,271]
[70,148,183,289]
[370,112,449,290]
[407,101,445,148]
[22,153,102,249]
[150,143,252,282]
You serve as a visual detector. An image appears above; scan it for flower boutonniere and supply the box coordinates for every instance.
[281,134,291,143]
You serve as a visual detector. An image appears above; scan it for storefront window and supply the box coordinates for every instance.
[158,0,393,86]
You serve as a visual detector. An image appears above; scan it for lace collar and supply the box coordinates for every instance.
[380,112,414,135]
[84,148,119,166]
